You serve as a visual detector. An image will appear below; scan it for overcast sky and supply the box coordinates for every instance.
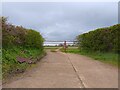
[2,2,118,41]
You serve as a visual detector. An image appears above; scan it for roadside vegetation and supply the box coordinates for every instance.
[61,47,118,66]
[0,49,2,80]
[1,17,45,80]
[61,24,119,67]
[77,24,119,53]
[44,46,59,50]
[44,46,59,52]
[77,24,119,67]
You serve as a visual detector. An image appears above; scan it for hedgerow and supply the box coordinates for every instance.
[1,17,45,79]
[2,17,44,49]
[77,24,120,52]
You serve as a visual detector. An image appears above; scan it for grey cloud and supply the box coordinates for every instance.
[2,2,118,41]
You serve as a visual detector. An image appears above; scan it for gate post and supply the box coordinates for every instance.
[64,41,67,52]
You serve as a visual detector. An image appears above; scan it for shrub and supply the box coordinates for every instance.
[1,17,45,79]
[77,24,120,53]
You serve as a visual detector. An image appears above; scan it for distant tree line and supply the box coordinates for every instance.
[77,24,120,53]
[1,17,44,49]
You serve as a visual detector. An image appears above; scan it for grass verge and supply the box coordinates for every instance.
[2,46,46,81]
[60,47,118,67]
[44,46,60,52]
[44,46,59,49]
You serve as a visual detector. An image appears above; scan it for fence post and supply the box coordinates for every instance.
[64,41,67,52]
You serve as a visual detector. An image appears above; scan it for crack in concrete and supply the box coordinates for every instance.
[67,56,86,88]
[61,52,85,88]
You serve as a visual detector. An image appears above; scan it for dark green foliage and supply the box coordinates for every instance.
[77,24,120,53]
[25,30,44,49]
[1,17,45,79]
[2,46,45,79]
[2,17,44,48]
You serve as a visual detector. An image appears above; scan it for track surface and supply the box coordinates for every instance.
[3,51,118,88]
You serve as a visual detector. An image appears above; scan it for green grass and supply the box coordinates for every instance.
[0,49,2,80]
[50,49,57,52]
[44,46,60,52]
[2,46,46,80]
[61,47,118,67]
[44,46,59,49]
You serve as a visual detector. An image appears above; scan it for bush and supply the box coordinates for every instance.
[25,30,44,49]
[77,24,120,53]
[1,17,45,79]
[1,17,44,49]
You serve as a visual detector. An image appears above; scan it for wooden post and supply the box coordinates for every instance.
[64,41,66,52]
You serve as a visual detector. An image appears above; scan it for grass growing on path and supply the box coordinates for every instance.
[61,47,118,67]
[44,46,59,49]
[44,46,60,52]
